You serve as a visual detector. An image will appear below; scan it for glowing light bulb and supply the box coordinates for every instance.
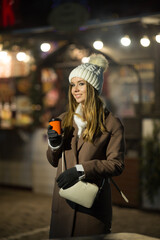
[0,51,8,59]
[16,52,27,61]
[140,36,150,47]
[155,33,160,43]
[40,43,51,52]
[120,35,131,46]
[93,41,103,50]
[81,57,89,63]
[0,51,11,63]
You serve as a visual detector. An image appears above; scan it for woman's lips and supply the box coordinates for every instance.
[75,95,81,98]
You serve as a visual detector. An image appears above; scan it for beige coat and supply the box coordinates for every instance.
[47,111,125,238]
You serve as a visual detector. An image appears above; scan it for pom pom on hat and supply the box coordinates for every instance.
[89,54,108,71]
[69,53,109,94]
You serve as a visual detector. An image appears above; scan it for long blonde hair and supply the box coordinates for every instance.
[62,82,107,142]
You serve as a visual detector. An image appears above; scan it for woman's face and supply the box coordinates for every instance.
[71,77,87,106]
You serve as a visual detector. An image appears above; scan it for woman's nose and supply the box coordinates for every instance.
[74,85,79,91]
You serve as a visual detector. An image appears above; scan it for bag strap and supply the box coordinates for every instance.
[110,178,129,203]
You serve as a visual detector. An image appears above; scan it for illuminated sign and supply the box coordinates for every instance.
[0,0,16,27]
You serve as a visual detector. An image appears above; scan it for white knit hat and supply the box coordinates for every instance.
[69,54,109,94]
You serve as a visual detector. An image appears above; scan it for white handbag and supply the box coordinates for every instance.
[59,180,99,208]
[59,151,100,208]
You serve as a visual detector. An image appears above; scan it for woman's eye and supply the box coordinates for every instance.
[79,82,85,86]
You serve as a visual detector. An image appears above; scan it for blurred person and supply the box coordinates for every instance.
[46,54,125,238]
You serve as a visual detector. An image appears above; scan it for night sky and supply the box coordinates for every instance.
[0,0,160,31]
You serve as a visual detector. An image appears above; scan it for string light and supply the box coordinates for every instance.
[155,33,160,43]
[93,40,103,50]
[16,52,27,61]
[81,57,90,63]
[0,51,11,63]
[120,35,131,47]
[40,43,51,52]
[140,36,150,47]
[0,51,8,59]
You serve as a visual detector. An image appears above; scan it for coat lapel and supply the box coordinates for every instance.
[71,121,78,158]
[72,120,85,153]
[77,134,84,151]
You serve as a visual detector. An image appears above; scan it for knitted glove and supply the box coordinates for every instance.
[57,167,83,189]
[47,125,62,148]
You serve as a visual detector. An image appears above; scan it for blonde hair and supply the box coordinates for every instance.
[62,82,107,142]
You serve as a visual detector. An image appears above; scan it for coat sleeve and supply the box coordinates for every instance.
[82,117,125,180]
[46,145,62,167]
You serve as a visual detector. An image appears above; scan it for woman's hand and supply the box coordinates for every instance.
[56,167,82,189]
[47,125,62,147]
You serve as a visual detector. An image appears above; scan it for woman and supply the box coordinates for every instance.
[47,54,125,238]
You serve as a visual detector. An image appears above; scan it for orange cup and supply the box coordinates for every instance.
[49,118,61,135]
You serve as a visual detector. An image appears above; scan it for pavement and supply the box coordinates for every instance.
[0,187,160,240]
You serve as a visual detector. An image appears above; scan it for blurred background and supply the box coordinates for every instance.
[0,0,160,239]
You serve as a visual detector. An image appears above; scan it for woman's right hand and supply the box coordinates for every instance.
[47,125,62,147]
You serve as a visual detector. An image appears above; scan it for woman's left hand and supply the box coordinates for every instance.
[56,167,81,189]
